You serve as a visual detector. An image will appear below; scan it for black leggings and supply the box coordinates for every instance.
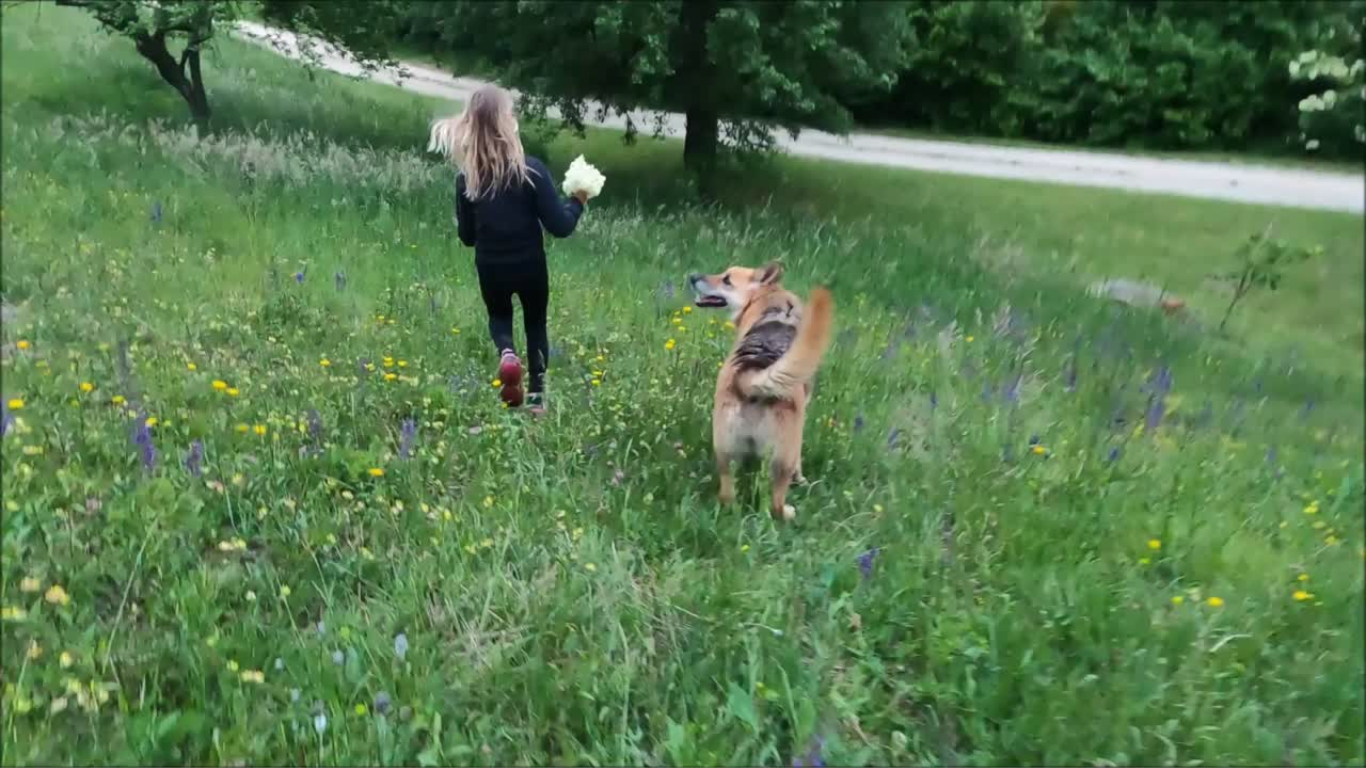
[476,259,549,393]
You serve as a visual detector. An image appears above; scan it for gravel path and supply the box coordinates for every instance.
[234,21,1364,214]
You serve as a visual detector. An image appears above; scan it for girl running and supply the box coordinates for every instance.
[431,85,588,412]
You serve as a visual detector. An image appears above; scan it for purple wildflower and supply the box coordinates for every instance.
[857,548,879,579]
[1,401,11,438]
[1002,373,1021,405]
[184,440,203,477]
[1028,434,1040,447]
[150,200,162,224]
[294,267,306,284]
[1143,365,1172,432]
[334,271,347,291]
[398,418,417,459]
[307,409,323,454]
[1107,446,1121,463]
[1064,354,1078,392]
[886,429,901,449]
[793,736,826,768]
[1265,445,1278,465]
[132,416,156,472]
[1300,400,1315,421]
[852,414,865,433]
[394,632,409,661]
[929,391,938,412]
[374,691,392,715]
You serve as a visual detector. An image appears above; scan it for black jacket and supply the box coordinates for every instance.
[454,156,583,266]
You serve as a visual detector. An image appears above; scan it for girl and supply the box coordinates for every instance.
[432,85,588,413]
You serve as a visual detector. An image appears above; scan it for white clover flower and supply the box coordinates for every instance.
[561,155,606,199]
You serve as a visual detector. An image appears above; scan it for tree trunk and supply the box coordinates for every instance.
[677,0,720,198]
[684,105,720,197]
[133,32,211,133]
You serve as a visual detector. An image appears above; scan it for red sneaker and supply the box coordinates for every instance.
[497,351,524,407]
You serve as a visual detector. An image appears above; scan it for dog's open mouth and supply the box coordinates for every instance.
[694,295,727,308]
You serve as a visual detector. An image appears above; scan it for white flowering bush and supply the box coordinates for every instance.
[561,155,605,200]
[1289,49,1365,154]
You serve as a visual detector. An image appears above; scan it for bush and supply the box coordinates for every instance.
[847,0,1362,159]
[1289,12,1366,158]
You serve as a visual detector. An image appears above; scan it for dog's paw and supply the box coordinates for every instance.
[781,504,796,522]
[793,472,808,486]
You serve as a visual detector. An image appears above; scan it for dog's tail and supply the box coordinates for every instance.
[739,288,835,399]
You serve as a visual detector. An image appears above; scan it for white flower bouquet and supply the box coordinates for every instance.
[561,155,606,200]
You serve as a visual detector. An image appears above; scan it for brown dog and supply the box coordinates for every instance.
[688,262,834,521]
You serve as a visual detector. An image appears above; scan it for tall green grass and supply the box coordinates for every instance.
[2,5,1362,766]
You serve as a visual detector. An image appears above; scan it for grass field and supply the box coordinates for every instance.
[2,5,1363,766]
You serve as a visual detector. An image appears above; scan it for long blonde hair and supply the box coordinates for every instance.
[428,85,531,200]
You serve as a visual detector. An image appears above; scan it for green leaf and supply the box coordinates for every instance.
[726,683,760,732]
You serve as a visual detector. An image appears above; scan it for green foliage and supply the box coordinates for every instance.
[59,0,401,127]
[413,0,913,187]
[850,0,1363,159]
[1288,9,1366,158]
[1215,228,1320,333]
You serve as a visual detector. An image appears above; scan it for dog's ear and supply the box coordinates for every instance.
[757,261,784,286]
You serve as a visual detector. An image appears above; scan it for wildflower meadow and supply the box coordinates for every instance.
[2,5,1363,766]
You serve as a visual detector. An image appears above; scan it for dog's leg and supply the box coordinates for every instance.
[716,450,736,505]
[769,434,801,521]
[769,460,797,522]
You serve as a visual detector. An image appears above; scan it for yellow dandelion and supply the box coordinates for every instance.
[368,467,385,478]
[1206,596,1224,608]
[227,387,240,397]
[1298,573,1310,582]
[279,585,292,598]
[398,360,408,368]
[483,496,494,508]
[665,339,676,351]
[212,380,227,391]
[111,395,125,405]
[240,670,265,684]
[227,659,240,672]
[1293,590,1314,602]
[235,423,249,433]
[491,378,502,388]
[79,382,94,393]
[584,562,597,572]
[6,398,24,410]
[355,703,368,716]
[965,335,975,343]
[1138,557,1151,565]
[320,359,331,368]
[26,641,43,660]
[740,544,750,553]
[1170,595,1184,605]
[44,584,71,606]
[187,362,197,371]
[59,650,74,668]
[591,378,602,386]
[20,576,40,593]
[1,606,27,621]
[145,417,158,428]
[1147,539,1162,550]
[16,340,30,350]
[1031,445,1046,455]
[253,425,267,437]
[384,373,397,382]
